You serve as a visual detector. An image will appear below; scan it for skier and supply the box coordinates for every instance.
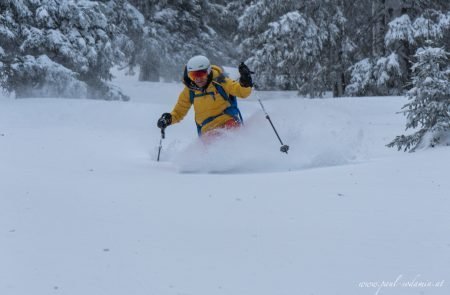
[156,55,253,136]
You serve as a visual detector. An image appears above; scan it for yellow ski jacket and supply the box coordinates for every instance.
[170,65,252,134]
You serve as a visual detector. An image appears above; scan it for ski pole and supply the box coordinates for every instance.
[157,128,165,162]
[257,98,289,154]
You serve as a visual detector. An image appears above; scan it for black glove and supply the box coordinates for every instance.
[239,62,254,88]
[157,113,172,129]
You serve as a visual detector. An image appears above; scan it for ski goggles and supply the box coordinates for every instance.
[188,69,209,80]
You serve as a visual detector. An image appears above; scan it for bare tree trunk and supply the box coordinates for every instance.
[139,60,160,82]
[372,0,387,57]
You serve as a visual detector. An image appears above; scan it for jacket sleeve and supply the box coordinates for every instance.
[170,87,192,124]
[222,77,252,98]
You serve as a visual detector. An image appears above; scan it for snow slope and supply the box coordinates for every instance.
[1,71,449,295]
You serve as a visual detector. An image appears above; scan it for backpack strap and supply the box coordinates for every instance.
[213,82,244,125]
[189,89,195,104]
[189,89,216,104]
[189,90,205,134]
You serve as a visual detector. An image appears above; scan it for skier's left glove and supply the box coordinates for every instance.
[157,113,172,129]
[239,62,254,88]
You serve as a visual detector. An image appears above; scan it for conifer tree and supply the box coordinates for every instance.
[388,45,450,151]
[0,0,144,100]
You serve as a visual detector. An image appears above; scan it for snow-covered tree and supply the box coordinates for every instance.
[7,55,87,98]
[387,46,450,151]
[237,0,303,71]
[0,0,144,100]
[348,6,450,97]
[239,0,354,97]
[385,14,416,47]
[346,52,405,96]
[132,0,237,82]
[105,0,145,72]
[246,11,323,91]
[3,0,450,99]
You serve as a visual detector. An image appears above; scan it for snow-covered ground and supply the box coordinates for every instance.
[1,70,449,295]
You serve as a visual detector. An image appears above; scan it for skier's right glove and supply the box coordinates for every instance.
[157,113,172,129]
[239,62,254,88]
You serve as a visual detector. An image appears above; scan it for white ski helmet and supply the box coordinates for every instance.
[186,55,211,74]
